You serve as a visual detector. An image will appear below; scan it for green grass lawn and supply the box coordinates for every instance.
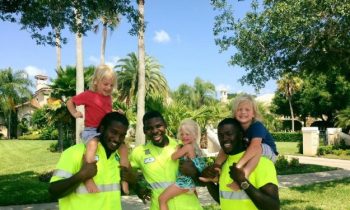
[203,177,350,210]
[276,142,299,155]
[0,140,348,208]
[0,140,61,205]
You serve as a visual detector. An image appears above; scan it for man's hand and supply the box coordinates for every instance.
[78,159,97,182]
[120,166,137,185]
[135,187,151,204]
[229,163,245,184]
[179,159,198,178]
[199,164,221,183]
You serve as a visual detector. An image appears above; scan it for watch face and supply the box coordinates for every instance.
[241,181,250,190]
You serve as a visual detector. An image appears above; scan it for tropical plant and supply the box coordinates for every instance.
[335,108,350,131]
[0,68,33,138]
[277,73,303,131]
[115,52,169,107]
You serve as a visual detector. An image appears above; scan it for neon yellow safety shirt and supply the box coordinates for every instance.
[50,143,122,210]
[219,152,278,210]
[130,136,203,210]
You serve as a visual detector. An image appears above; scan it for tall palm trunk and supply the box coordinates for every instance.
[288,95,295,132]
[55,28,64,148]
[135,0,146,145]
[55,28,62,71]
[100,20,107,65]
[75,8,84,144]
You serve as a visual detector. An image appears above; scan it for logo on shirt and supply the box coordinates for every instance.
[144,149,151,155]
[115,154,120,162]
[144,157,155,164]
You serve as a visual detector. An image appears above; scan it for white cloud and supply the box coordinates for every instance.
[89,56,99,65]
[24,65,46,77]
[153,30,171,43]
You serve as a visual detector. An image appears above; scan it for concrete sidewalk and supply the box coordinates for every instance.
[1,156,349,210]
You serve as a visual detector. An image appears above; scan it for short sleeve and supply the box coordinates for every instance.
[71,91,89,106]
[50,146,83,182]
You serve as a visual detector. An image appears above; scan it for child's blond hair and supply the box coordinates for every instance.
[89,64,117,91]
[232,94,262,121]
[177,119,202,156]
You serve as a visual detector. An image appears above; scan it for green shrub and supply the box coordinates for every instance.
[317,145,333,155]
[297,141,303,154]
[40,127,58,140]
[275,155,289,170]
[289,157,300,167]
[272,132,302,142]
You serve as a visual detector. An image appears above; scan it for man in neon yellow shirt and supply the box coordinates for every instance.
[49,112,134,210]
[201,118,280,210]
[130,111,203,210]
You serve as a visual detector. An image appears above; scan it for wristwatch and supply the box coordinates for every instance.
[240,181,250,190]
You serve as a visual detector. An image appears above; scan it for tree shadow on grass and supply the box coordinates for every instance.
[281,199,323,210]
[0,171,57,206]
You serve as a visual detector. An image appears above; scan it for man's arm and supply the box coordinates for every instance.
[206,182,220,204]
[48,160,97,199]
[229,164,280,210]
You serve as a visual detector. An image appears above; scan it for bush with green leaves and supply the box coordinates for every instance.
[271,132,302,142]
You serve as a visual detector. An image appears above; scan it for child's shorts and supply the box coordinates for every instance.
[81,127,100,144]
[262,143,277,163]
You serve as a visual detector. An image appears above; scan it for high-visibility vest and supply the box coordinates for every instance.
[130,136,203,210]
[50,143,122,210]
[219,152,278,210]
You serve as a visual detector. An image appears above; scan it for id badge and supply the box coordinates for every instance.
[144,157,155,164]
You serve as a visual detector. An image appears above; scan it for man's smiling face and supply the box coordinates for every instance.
[143,117,167,147]
[217,121,243,155]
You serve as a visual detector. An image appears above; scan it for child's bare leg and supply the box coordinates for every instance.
[84,138,99,193]
[119,143,130,194]
[242,152,260,179]
[159,184,189,210]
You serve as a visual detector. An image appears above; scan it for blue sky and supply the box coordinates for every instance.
[0,0,276,97]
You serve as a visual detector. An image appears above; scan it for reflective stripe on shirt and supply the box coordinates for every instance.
[149,182,173,189]
[53,169,72,178]
[220,190,249,200]
[76,183,121,194]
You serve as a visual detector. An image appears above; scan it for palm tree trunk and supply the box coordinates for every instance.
[75,8,84,144]
[288,96,295,132]
[55,28,62,71]
[135,0,146,145]
[100,22,107,65]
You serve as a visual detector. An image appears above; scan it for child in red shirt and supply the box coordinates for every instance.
[67,64,130,193]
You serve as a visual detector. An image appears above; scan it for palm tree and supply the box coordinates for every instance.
[93,14,120,64]
[0,68,33,138]
[193,77,216,108]
[335,108,350,130]
[172,77,216,109]
[135,0,146,145]
[277,73,303,132]
[74,7,85,143]
[115,52,169,107]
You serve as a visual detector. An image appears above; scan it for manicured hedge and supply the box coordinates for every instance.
[271,132,302,142]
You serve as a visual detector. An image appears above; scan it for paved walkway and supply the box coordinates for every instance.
[1,156,350,210]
